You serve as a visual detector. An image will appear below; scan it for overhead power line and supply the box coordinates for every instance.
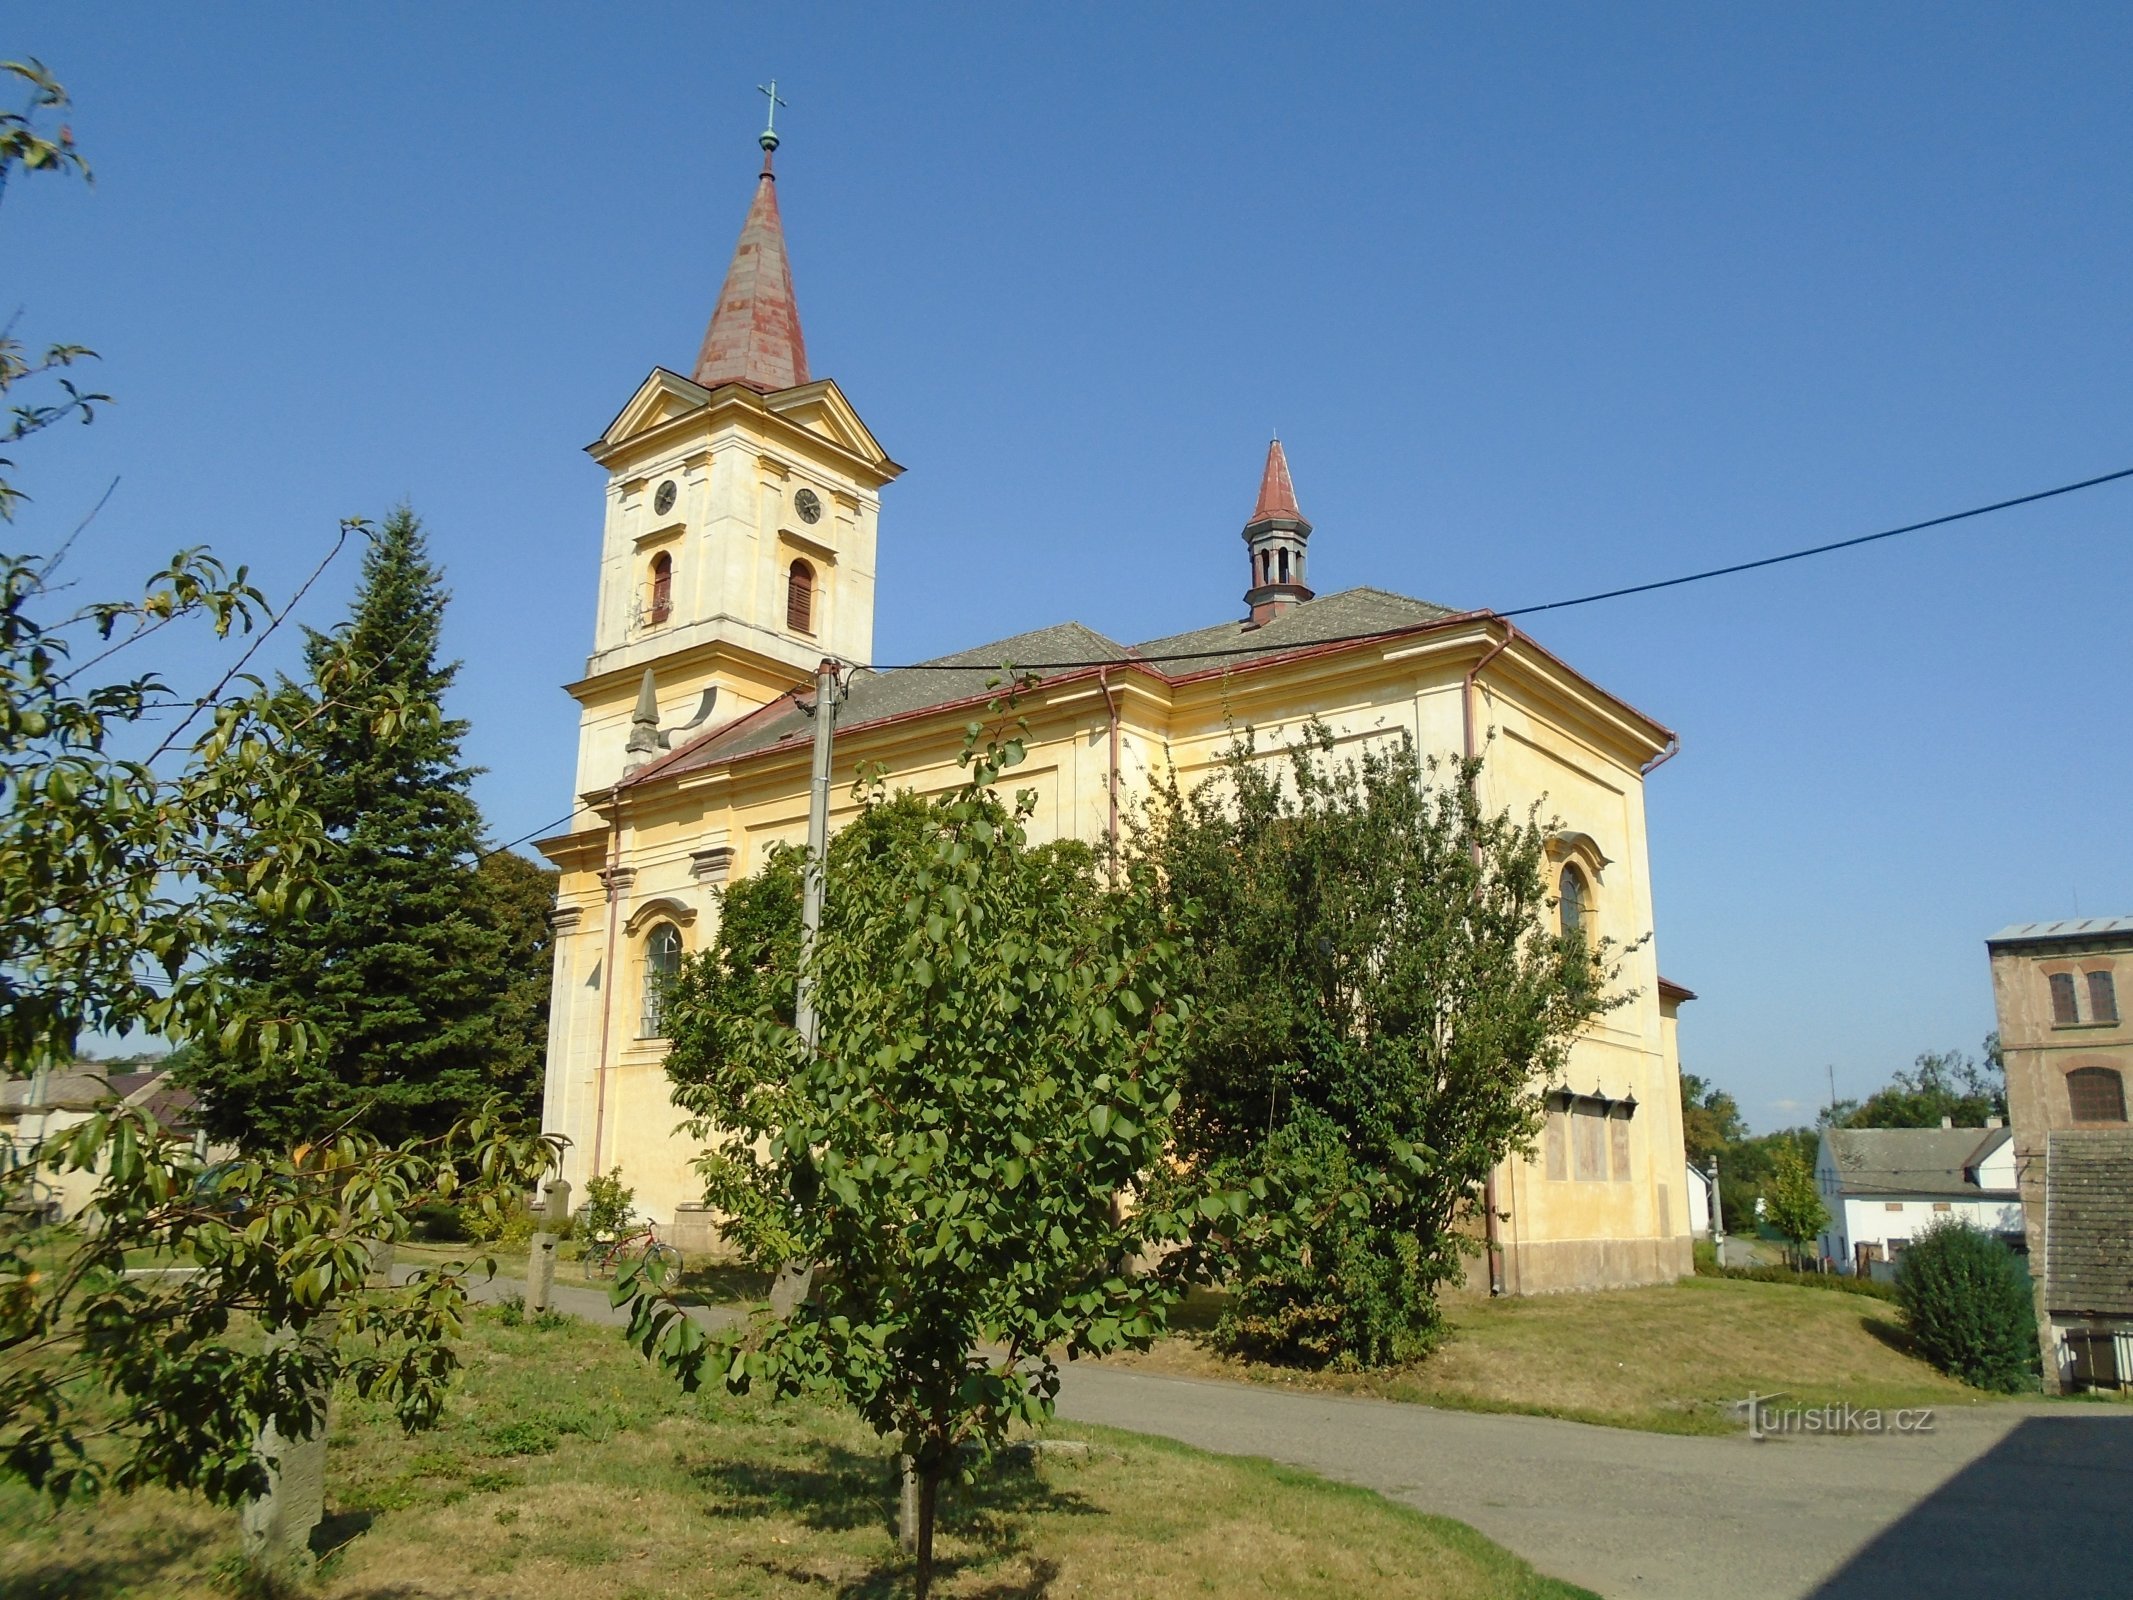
[848,461,2133,673]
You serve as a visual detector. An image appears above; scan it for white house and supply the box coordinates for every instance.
[1685,1160,1711,1236]
[0,1067,213,1221]
[1814,1125,2024,1276]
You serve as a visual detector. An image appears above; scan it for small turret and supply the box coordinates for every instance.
[1242,438,1313,624]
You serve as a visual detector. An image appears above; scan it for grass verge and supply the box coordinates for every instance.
[1116,1275,2004,1435]
[0,1305,1595,1599]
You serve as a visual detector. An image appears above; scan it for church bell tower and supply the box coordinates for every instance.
[568,107,903,796]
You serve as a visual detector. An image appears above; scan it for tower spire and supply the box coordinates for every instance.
[692,96,809,394]
[1241,437,1314,625]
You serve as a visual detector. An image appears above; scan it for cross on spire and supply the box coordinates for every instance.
[758,80,788,153]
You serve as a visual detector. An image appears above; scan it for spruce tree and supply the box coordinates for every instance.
[184,508,512,1148]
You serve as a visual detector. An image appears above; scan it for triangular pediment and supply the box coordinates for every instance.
[763,379,896,473]
[592,368,712,456]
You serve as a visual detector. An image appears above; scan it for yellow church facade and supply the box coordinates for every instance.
[538,128,1697,1295]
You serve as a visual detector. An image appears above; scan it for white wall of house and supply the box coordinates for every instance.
[1685,1162,1710,1236]
[1821,1193,2024,1266]
[1813,1132,2024,1269]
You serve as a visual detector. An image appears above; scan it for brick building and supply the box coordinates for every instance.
[1985,917,2133,1392]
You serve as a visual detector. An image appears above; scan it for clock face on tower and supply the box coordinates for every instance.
[794,487,823,524]
[653,480,677,516]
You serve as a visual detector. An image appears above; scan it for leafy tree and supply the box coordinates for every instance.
[626,710,1193,1599]
[182,508,515,1147]
[1895,1220,2039,1392]
[1132,727,1629,1368]
[3,1099,558,1502]
[1761,1142,1828,1267]
[475,846,561,1116]
[0,63,561,1516]
[1830,1045,2006,1130]
[1679,1071,1745,1168]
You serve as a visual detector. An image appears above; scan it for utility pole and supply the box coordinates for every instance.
[793,658,839,1047]
[1708,1153,1726,1267]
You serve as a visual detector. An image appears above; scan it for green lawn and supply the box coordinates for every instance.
[0,1306,1593,1600]
[1120,1274,2008,1435]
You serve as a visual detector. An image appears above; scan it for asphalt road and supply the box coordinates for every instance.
[448,1268,2133,1599]
[1052,1363,2133,1600]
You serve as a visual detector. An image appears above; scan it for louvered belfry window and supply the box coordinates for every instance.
[786,559,814,634]
[2088,970,2119,1025]
[2067,1066,2127,1124]
[648,552,672,625]
[2049,971,2080,1026]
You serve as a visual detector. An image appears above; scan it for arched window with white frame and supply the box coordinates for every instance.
[641,921,682,1037]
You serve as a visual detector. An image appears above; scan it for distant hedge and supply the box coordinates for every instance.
[1694,1260,1899,1302]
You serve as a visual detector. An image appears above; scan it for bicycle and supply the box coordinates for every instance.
[584,1223,682,1281]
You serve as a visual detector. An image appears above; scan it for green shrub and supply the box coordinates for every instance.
[1206,1113,1447,1370]
[1695,1260,1899,1302]
[1894,1221,2039,1392]
[411,1200,469,1242]
[578,1166,636,1243]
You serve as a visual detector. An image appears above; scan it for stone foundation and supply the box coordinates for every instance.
[1463,1232,1693,1296]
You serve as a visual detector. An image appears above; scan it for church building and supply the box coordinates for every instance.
[537,124,1698,1294]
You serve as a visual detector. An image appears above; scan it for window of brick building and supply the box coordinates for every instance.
[786,559,814,634]
[2088,970,2119,1025]
[2050,971,2080,1026]
[2067,1066,2127,1124]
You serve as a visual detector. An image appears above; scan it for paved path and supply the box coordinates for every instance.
[438,1267,2133,1600]
[1052,1366,2133,1600]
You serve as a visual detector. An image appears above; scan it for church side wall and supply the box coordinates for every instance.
[542,634,1687,1296]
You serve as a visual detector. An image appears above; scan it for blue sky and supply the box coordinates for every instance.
[14,6,2132,1127]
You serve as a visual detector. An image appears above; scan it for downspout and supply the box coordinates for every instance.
[589,793,624,1178]
[1097,666,1122,879]
[1463,620,1516,1297]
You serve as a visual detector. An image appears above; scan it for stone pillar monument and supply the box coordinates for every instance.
[528,1177,572,1314]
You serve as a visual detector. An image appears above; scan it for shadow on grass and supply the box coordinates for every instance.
[673,1263,775,1306]
[1858,1312,1930,1362]
[1165,1287,1231,1336]
[702,1440,1098,1597]
[0,1524,221,1600]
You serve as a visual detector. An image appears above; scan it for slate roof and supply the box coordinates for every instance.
[2045,1130,2133,1316]
[0,1068,195,1123]
[1822,1127,2018,1200]
[1987,917,2133,946]
[630,587,1463,788]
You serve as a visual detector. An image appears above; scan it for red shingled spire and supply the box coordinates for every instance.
[692,142,810,394]
[1248,437,1305,525]
[1241,437,1314,624]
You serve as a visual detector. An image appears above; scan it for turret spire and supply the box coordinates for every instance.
[1241,438,1314,625]
[692,100,810,394]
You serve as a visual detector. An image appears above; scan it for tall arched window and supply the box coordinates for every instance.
[786,559,815,634]
[648,552,673,625]
[2049,971,2080,1025]
[641,922,682,1037]
[1559,865,1588,939]
[2067,1066,2127,1124]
